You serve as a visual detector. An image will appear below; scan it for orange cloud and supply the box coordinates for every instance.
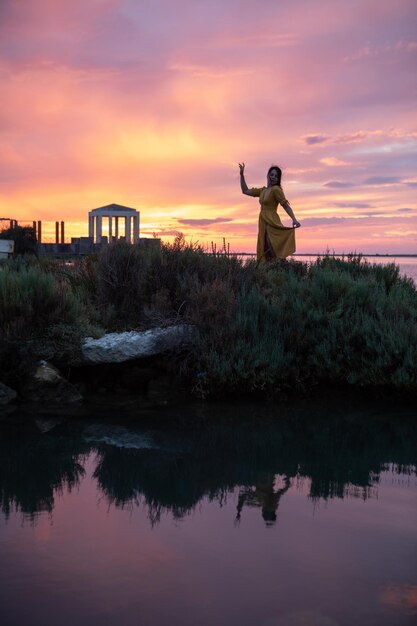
[0,0,416,253]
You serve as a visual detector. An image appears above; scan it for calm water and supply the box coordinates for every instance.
[300,256,417,284]
[0,397,416,626]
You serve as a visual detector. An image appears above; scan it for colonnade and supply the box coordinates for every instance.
[88,205,140,244]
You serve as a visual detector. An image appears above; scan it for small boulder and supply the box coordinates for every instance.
[23,360,83,405]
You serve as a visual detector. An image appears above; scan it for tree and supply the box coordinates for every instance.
[0,226,37,255]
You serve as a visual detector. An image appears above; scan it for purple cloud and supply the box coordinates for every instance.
[363,176,401,185]
[178,218,233,226]
[335,202,372,208]
[323,181,356,188]
[302,135,328,145]
[302,217,347,226]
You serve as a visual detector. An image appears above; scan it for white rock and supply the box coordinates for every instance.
[81,324,196,364]
[34,360,62,384]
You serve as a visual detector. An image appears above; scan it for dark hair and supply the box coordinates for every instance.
[267,165,282,186]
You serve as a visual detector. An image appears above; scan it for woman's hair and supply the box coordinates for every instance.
[267,165,282,186]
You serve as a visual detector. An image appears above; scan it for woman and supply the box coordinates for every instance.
[239,163,301,262]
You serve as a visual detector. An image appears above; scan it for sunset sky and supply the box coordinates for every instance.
[1,0,416,252]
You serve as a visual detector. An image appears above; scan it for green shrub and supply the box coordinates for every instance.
[0,225,37,255]
[1,242,416,398]
[0,263,92,387]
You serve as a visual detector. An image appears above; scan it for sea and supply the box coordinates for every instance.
[297,255,417,284]
[236,254,417,284]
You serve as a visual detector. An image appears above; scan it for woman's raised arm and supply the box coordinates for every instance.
[239,162,252,195]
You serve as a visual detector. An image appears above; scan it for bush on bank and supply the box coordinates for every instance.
[0,239,416,397]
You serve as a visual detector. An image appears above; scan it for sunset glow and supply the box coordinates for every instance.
[1,0,416,252]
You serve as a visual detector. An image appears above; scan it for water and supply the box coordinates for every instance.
[294,256,417,285]
[1,397,416,626]
[237,255,417,284]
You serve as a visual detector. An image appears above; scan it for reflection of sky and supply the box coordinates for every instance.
[1,0,416,252]
[0,458,416,626]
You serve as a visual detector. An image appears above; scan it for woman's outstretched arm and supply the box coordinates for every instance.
[282,201,301,228]
[239,163,252,195]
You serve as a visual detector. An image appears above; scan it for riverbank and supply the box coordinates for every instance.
[1,237,417,406]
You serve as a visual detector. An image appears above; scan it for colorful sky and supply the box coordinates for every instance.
[1,0,416,253]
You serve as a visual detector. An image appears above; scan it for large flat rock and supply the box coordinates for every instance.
[81,324,196,364]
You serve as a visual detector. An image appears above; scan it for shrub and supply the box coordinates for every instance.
[0,225,37,255]
[0,262,92,387]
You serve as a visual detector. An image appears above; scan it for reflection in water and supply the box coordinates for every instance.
[380,584,417,614]
[0,398,416,524]
[0,398,416,626]
[0,419,87,520]
[236,474,291,525]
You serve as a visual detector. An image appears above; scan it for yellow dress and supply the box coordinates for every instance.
[249,185,296,261]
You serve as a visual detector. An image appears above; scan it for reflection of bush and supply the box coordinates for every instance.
[92,402,417,522]
[0,420,87,519]
[1,402,416,522]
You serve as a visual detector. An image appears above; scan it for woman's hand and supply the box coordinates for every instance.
[293,219,301,228]
[238,162,245,175]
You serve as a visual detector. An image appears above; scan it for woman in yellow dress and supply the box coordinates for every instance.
[239,163,301,262]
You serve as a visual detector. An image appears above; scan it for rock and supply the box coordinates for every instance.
[81,324,196,365]
[0,382,17,405]
[23,360,83,405]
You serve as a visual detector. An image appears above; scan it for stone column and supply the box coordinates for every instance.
[133,214,140,243]
[125,215,131,243]
[96,214,103,243]
[115,216,119,241]
[88,213,94,239]
[109,216,113,242]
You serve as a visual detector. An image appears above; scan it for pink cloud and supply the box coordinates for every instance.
[0,0,416,253]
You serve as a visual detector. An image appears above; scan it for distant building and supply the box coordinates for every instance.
[14,202,159,257]
[88,203,140,244]
[0,240,14,259]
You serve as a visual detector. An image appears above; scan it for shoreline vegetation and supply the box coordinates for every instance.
[1,234,417,405]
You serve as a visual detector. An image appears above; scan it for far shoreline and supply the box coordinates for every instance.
[229,252,417,258]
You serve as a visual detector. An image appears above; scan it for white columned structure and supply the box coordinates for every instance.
[88,204,140,244]
[126,215,131,243]
[133,213,140,243]
[88,214,95,240]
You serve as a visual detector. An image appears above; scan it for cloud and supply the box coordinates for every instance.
[323,181,356,188]
[302,217,347,226]
[335,202,372,208]
[303,135,328,145]
[344,39,417,62]
[320,157,349,167]
[363,176,401,185]
[177,218,233,226]
[302,129,417,147]
[0,0,416,254]
[397,208,414,212]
